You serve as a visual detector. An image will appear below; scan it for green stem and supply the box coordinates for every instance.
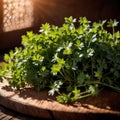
[98,82,120,92]
[79,90,91,95]
[91,57,94,81]
[77,81,120,92]
[79,93,92,99]
[57,91,61,95]
[59,69,66,80]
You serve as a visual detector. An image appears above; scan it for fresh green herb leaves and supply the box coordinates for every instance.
[0,17,120,103]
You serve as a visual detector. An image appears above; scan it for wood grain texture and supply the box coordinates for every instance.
[0,79,120,120]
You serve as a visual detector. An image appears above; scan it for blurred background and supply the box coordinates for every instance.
[0,0,120,51]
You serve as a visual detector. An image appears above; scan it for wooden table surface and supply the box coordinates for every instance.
[0,105,49,120]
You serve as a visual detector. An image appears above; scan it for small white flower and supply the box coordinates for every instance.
[51,53,58,62]
[79,43,84,50]
[73,18,77,23]
[56,47,63,52]
[92,34,97,42]
[48,89,54,96]
[68,42,73,48]
[87,48,94,57]
[79,54,83,58]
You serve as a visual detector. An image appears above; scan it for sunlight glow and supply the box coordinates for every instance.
[3,0,34,32]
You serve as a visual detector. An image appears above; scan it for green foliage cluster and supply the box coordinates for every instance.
[0,17,120,103]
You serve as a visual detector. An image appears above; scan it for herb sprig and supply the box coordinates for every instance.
[0,16,120,103]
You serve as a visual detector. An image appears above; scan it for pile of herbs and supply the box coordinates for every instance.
[0,17,120,103]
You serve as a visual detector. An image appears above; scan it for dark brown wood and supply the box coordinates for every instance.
[0,79,120,120]
[0,105,48,120]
